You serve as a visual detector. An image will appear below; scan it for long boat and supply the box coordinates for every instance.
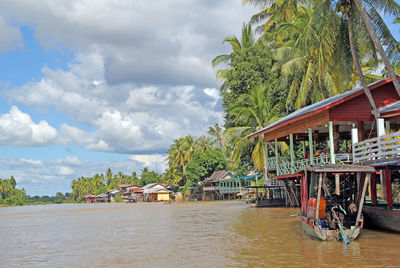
[298,164,375,242]
[245,185,286,207]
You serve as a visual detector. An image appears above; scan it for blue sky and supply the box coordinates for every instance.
[0,0,257,195]
[0,1,399,196]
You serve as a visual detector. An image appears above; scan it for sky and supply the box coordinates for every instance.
[0,0,258,196]
[0,1,399,196]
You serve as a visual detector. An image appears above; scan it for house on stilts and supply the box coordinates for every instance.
[249,77,400,234]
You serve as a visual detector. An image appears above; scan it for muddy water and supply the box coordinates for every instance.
[1,201,399,267]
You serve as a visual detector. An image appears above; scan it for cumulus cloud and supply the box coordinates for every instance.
[5,52,223,154]
[130,154,167,172]
[0,106,58,146]
[0,0,255,87]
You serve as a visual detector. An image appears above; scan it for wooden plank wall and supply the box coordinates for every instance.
[330,83,399,122]
[264,110,329,141]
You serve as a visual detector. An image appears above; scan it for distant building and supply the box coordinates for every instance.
[141,183,171,202]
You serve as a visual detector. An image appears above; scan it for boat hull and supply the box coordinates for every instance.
[300,216,361,241]
[255,198,286,207]
[363,205,400,232]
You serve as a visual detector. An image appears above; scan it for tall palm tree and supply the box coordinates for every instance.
[354,0,400,97]
[166,135,196,186]
[226,85,284,171]
[208,123,226,148]
[274,4,346,110]
[212,23,256,93]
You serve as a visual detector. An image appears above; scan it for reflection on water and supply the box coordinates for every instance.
[1,201,399,267]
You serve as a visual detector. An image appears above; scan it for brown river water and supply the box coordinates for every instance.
[1,201,399,267]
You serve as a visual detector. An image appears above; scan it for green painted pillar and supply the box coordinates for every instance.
[275,139,279,176]
[310,172,316,197]
[329,121,335,164]
[308,128,314,164]
[386,121,390,133]
[302,141,306,158]
[290,134,295,173]
[265,141,269,170]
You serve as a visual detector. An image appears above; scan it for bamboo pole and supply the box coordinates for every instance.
[316,173,323,219]
[335,174,340,195]
[351,173,370,237]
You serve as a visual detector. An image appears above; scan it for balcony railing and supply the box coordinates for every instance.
[353,131,400,163]
[203,186,217,191]
[216,186,242,193]
[272,153,352,176]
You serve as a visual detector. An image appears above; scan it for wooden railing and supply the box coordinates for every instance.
[273,153,352,176]
[353,131,400,163]
[203,186,217,191]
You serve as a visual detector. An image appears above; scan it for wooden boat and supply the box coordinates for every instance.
[361,166,400,232]
[298,164,375,243]
[245,185,286,207]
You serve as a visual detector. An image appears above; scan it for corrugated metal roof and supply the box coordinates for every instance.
[250,77,391,138]
[377,100,400,114]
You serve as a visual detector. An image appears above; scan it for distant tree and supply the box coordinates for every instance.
[54,192,66,203]
[185,148,227,184]
[140,167,162,186]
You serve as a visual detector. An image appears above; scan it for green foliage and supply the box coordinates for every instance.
[114,194,123,202]
[70,168,162,201]
[0,177,26,206]
[185,148,227,184]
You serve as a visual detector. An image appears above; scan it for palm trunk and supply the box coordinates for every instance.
[355,0,400,97]
[348,8,378,120]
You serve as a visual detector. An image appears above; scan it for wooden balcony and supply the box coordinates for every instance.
[353,131,400,164]
[268,153,352,176]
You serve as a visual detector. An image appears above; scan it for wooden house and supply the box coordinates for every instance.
[249,77,400,233]
[202,170,261,200]
[141,183,171,202]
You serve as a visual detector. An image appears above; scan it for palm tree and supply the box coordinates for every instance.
[226,85,284,172]
[212,23,256,93]
[166,135,196,186]
[195,135,212,152]
[208,123,225,148]
[353,0,400,97]
[273,4,347,110]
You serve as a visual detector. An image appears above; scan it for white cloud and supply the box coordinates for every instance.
[130,154,167,172]
[0,0,256,87]
[58,166,74,175]
[62,156,82,165]
[5,52,223,154]
[0,106,58,147]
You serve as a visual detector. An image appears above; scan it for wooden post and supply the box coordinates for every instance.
[329,121,335,164]
[385,168,393,208]
[316,173,323,219]
[308,128,314,164]
[275,139,279,176]
[265,142,269,181]
[371,172,377,206]
[290,134,295,174]
[354,173,370,230]
[357,121,364,142]
[335,174,340,195]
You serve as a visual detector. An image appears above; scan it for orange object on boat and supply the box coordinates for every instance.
[307,198,326,219]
